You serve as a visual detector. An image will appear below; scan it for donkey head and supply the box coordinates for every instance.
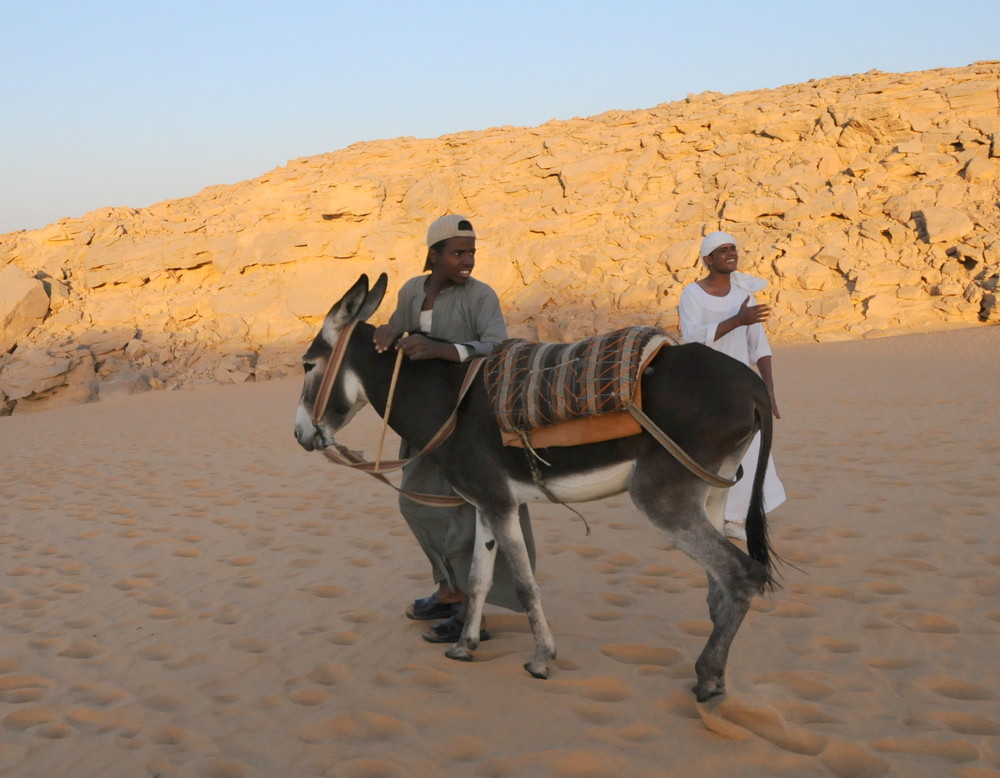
[294,272,387,451]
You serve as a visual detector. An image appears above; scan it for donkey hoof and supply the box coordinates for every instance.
[692,681,725,703]
[446,645,474,662]
[524,661,549,679]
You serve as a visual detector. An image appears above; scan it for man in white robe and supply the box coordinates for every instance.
[677,231,786,540]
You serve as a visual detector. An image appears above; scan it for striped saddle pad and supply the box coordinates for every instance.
[484,326,671,436]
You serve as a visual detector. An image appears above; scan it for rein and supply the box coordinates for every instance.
[625,401,740,488]
[311,318,482,507]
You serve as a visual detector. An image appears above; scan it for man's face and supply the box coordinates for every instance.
[704,243,738,274]
[430,237,476,285]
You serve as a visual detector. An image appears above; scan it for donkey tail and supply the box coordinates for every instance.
[744,391,780,589]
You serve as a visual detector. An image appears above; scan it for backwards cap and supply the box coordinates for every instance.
[427,214,476,247]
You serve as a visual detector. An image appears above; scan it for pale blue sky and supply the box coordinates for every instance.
[2,0,996,234]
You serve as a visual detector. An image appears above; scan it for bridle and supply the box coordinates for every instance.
[309,317,482,507]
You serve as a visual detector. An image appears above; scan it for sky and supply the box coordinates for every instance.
[2,0,997,235]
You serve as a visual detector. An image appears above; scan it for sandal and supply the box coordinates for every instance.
[405,593,460,621]
[421,614,491,644]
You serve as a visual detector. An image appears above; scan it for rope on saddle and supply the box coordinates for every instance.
[483,326,740,490]
[484,326,668,433]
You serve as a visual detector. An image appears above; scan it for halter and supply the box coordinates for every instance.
[310,317,482,507]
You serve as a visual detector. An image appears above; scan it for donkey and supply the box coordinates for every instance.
[294,274,777,701]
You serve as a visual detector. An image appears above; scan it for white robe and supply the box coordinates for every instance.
[678,282,786,521]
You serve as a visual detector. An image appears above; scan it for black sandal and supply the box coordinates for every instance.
[405,593,460,621]
[421,614,491,643]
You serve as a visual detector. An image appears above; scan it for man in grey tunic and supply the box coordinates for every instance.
[373,215,535,642]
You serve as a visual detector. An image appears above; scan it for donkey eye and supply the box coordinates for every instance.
[303,362,316,374]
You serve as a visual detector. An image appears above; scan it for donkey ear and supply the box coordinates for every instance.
[354,272,387,322]
[321,274,370,343]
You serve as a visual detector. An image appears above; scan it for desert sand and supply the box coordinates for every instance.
[1,325,999,778]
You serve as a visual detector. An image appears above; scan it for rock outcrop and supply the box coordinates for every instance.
[2,62,998,413]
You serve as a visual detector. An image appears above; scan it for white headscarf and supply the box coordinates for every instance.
[699,231,737,258]
[698,231,768,292]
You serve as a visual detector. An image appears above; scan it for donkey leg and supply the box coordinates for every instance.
[446,508,497,662]
[491,509,556,679]
[671,525,767,701]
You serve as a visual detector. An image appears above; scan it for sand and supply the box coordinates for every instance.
[1,325,998,778]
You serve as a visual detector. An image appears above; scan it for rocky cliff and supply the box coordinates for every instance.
[2,62,998,414]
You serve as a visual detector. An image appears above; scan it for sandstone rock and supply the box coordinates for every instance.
[13,349,98,412]
[0,265,50,353]
[658,240,701,272]
[962,156,996,183]
[916,207,975,244]
[214,352,257,384]
[78,328,137,356]
[0,348,72,400]
[772,256,842,291]
[97,364,151,399]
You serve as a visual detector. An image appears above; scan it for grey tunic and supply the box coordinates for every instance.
[389,276,536,612]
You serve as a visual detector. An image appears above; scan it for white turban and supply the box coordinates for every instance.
[699,231,768,291]
[699,231,738,258]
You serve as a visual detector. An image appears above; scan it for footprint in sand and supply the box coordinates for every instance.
[402,666,456,690]
[326,631,361,646]
[766,601,822,619]
[677,620,713,638]
[697,695,828,754]
[285,686,328,706]
[815,637,861,654]
[230,637,270,654]
[817,739,891,777]
[892,613,959,633]
[754,671,834,701]
[547,675,638,703]
[70,681,129,706]
[177,757,252,778]
[585,610,624,622]
[0,675,54,703]
[859,581,908,596]
[914,711,1000,736]
[211,604,242,625]
[923,675,994,701]
[867,734,979,763]
[343,609,380,624]
[57,637,106,659]
[223,555,257,567]
[601,643,684,667]
[1,705,62,732]
[295,710,408,744]
[863,656,921,670]
[306,662,351,686]
[65,706,142,736]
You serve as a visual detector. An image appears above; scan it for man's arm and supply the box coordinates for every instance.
[713,296,771,342]
[755,355,780,418]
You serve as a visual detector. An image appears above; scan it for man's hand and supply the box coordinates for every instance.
[373,324,401,353]
[397,333,458,361]
[736,295,771,326]
[767,386,781,419]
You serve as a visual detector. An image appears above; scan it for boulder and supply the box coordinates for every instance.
[0,265,50,353]
[916,207,975,244]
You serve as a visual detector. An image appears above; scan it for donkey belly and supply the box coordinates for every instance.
[511,461,634,504]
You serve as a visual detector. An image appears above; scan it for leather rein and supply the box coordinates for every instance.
[311,319,481,507]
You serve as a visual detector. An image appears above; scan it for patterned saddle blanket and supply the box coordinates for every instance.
[483,326,672,446]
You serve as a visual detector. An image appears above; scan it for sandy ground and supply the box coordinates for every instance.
[1,325,999,778]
